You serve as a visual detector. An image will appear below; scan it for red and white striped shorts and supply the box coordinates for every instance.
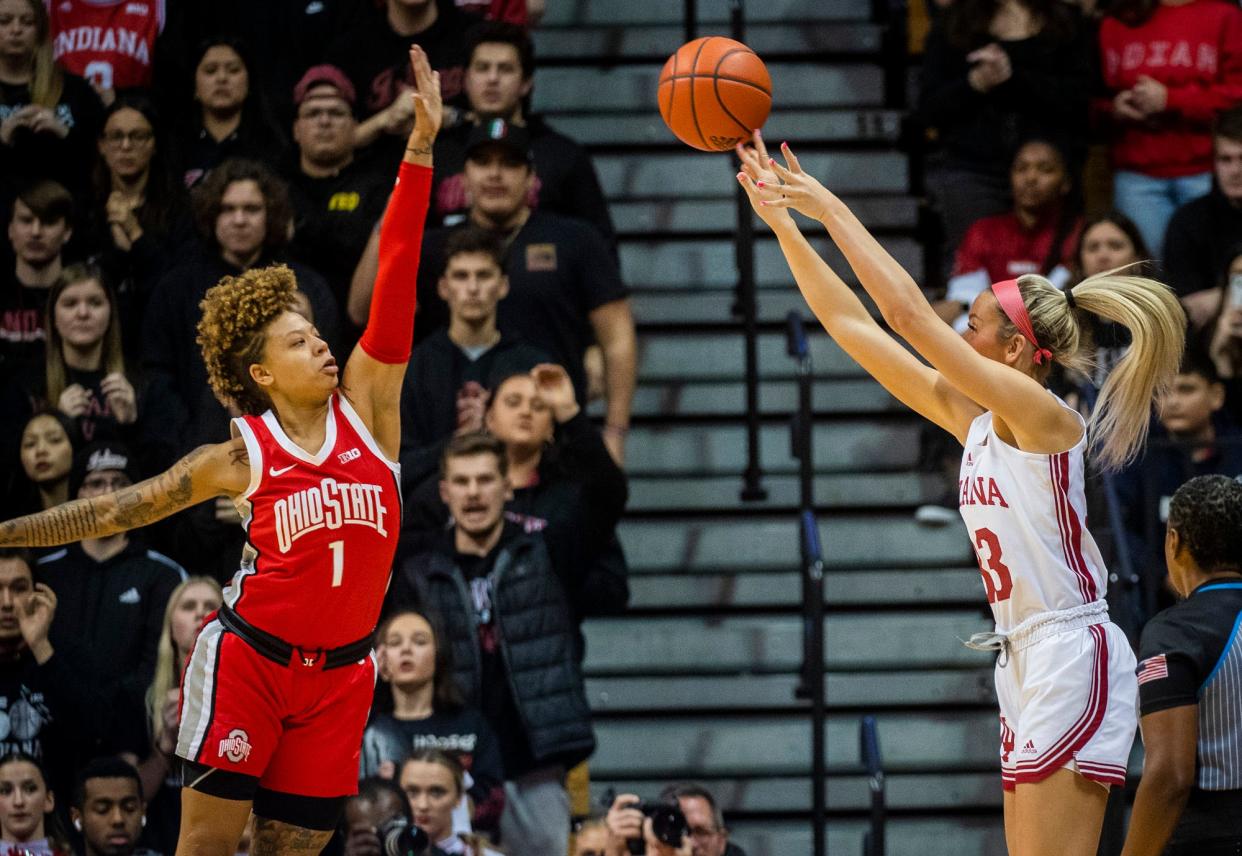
[995,613,1137,791]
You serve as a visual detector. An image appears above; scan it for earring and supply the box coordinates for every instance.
[74,819,82,832]
[141,816,147,828]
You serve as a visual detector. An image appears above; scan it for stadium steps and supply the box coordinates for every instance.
[535,2,1008,852]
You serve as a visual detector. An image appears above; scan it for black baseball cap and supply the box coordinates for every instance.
[70,441,139,498]
[464,118,533,163]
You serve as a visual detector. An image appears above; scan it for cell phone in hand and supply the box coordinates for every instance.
[1230,272,1242,308]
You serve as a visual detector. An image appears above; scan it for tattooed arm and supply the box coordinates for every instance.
[0,439,251,547]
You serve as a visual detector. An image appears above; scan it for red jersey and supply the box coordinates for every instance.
[48,0,164,91]
[1098,0,1242,177]
[952,210,1081,283]
[226,392,401,649]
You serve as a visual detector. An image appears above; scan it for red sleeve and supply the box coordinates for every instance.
[359,162,433,364]
[1166,9,1242,123]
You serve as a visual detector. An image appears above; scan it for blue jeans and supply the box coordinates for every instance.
[1113,170,1212,262]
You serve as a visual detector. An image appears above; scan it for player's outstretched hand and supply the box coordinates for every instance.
[408,45,442,145]
[735,129,790,228]
[760,142,835,221]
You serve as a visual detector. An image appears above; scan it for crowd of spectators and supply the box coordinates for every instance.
[0,2,652,854]
[6,0,1240,851]
[917,0,1242,628]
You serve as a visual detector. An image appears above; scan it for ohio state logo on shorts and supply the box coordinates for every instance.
[218,728,252,763]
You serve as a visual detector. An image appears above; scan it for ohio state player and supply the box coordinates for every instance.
[0,45,441,856]
[737,132,1185,856]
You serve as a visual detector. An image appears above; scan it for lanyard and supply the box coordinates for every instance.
[1197,582,1242,594]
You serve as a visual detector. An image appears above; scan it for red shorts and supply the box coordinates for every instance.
[175,616,377,797]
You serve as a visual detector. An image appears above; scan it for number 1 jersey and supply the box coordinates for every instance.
[226,393,401,648]
[958,401,1108,633]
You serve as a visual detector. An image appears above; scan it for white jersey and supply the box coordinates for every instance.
[957,400,1107,633]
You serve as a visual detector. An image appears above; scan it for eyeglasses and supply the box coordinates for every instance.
[689,827,723,839]
[103,130,154,147]
[81,475,131,492]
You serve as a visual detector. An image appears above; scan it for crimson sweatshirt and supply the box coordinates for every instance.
[1097,0,1242,177]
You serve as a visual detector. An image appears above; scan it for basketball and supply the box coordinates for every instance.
[657,37,772,152]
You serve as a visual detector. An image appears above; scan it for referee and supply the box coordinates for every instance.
[1121,475,1242,856]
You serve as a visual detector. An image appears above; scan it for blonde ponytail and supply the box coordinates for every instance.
[1010,270,1185,471]
[1070,271,1185,470]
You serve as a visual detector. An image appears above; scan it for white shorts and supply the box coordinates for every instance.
[995,618,1137,791]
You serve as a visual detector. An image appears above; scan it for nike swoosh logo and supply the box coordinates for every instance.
[269,464,296,477]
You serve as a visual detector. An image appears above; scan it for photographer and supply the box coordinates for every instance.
[605,786,745,856]
[341,777,426,856]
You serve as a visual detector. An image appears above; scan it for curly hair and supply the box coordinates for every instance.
[197,264,298,415]
[191,158,293,256]
[1168,475,1242,574]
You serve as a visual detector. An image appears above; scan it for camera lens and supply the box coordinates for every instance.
[378,818,430,856]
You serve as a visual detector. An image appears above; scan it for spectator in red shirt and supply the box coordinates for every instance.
[1097,0,1242,260]
[47,0,164,103]
[938,138,1082,331]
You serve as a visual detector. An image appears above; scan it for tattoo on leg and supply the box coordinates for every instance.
[251,818,331,856]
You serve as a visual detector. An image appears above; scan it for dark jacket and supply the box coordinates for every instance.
[387,525,596,774]
[85,200,194,363]
[917,14,1090,174]
[0,639,114,801]
[1115,421,1242,610]
[1163,187,1242,298]
[402,411,629,621]
[398,328,547,488]
[38,539,184,753]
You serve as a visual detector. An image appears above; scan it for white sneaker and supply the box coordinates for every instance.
[914,503,958,526]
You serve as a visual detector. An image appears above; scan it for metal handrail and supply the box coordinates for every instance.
[788,311,826,856]
[860,716,887,856]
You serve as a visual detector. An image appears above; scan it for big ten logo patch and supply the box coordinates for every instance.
[328,192,361,213]
[218,728,252,763]
[526,243,557,272]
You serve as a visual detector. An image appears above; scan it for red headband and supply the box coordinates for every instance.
[992,278,1052,365]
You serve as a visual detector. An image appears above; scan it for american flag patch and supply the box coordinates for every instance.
[1137,654,1169,685]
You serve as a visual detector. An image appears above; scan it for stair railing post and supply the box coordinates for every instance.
[788,312,826,856]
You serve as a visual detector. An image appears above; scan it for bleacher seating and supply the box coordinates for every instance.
[537,2,1009,852]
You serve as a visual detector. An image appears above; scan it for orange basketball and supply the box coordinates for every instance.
[657,37,772,152]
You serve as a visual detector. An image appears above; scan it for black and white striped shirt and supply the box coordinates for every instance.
[1138,580,1242,843]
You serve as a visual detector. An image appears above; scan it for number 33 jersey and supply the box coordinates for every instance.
[957,401,1107,634]
[226,393,402,648]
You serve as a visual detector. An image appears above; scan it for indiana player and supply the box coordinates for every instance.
[0,46,441,856]
[737,133,1185,856]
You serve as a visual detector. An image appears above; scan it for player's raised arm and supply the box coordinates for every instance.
[736,134,982,442]
[760,143,1076,449]
[0,440,249,548]
[343,45,441,458]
